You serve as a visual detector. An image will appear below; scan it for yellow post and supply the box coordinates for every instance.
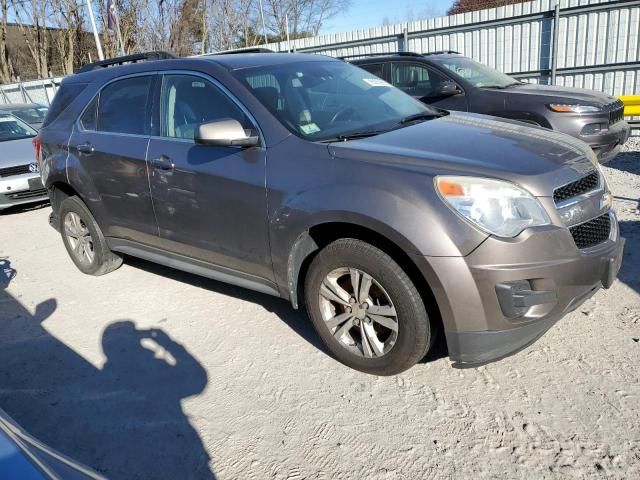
[619,95,640,116]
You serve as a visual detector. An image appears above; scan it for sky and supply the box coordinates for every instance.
[321,0,454,34]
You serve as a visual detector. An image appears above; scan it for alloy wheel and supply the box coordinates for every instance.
[318,267,399,358]
[64,212,95,266]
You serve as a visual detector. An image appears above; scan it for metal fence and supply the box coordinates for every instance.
[267,0,640,98]
[0,77,64,106]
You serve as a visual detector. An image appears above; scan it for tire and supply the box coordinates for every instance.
[58,196,123,276]
[304,238,431,375]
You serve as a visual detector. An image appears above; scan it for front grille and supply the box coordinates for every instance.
[569,213,611,249]
[553,171,600,204]
[0,165,30,177]
[6,188,47,200]
[608,100,625,125]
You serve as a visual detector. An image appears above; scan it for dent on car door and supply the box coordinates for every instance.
[146,73,274,282]
[68,75,160,246]
[391,62,468,111]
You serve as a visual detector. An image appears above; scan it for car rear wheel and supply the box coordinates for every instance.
[59,196,123,276]
[304,238,431,375]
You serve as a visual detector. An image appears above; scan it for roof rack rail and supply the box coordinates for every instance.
[77,51,177,74]
[338,51,423,60]
[339,50,460,60]
[424,50,461,55]
[210,47,274,55]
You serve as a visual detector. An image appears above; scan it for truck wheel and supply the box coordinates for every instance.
[304,238,431,375]
[59,196,123,276]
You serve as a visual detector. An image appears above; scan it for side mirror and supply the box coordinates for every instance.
[195,118,259,148]
[437,81,461,97]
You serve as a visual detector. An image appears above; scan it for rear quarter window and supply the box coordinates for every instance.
[41,83,88,128]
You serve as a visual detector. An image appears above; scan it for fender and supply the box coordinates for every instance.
[492,111,551,129]
[269,182,484,306]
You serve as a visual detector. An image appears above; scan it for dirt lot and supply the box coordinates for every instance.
[1,140,639,480]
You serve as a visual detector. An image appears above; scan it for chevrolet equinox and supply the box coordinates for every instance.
[38,52,625,375]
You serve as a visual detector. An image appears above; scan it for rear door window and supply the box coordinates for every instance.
[79,96,98,131]
[358,63,385,79]
[97,76,153,135]
[391,63,449,98]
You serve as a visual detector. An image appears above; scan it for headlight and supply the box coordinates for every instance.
[548,104,603,114]
[435,176,551,238]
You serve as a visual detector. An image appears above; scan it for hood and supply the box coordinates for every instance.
[505,83,618,107]
[0,137,36,169]
[328,112,598,197]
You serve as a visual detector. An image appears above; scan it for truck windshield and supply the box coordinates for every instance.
[0,114,37,142]
[234,60,439,142]
[431,56,521,89]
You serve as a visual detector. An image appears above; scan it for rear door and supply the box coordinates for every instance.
[146,73,273,282]
[68,74,159,246]
[390,62,468,111]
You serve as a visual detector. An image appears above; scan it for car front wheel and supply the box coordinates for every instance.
[304,238,431,375]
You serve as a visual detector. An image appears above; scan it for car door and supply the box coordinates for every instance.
[68,74,160,246]
[146,72,273,282]
[357,62,390,83]
[390,62,468,111]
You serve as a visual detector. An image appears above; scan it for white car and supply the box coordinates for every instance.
[0,111,48,211]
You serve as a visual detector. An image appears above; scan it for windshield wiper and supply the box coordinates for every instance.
[399,111,446,125]
[319,130,388,143]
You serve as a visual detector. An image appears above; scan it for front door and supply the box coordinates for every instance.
[69,75,159,246]
[146,73,273,281]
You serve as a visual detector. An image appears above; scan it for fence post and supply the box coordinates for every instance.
[551,2,560,85]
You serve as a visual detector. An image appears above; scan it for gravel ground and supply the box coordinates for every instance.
[1,140,639,480]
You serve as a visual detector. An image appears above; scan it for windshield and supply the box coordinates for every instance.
[0,114,37,142]
[10,105,48,125]
[234,60,438,141]
[431,56,520,88]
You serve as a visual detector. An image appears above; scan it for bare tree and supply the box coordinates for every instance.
[11,0,50,78]
[448,0,526,15]
[0,0,15,83]
[50,0,86,75]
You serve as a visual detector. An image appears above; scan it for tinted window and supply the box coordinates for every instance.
[391,63,449,98]
[359,63,384,78]
[161,75,251,140]
[98,76,152,135]
[79,96,98,130]
[0,114,37,142]
[41,83,87,127]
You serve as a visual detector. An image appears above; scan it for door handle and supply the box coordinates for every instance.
[76,143,94,154]
[151,155,174,171]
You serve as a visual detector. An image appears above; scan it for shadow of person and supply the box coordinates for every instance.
[619,219,640,296]
[0,286,214,479]
[95,321,213,479]
[0,257,17,288]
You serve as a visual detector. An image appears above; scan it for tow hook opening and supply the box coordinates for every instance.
[496,280,557,320]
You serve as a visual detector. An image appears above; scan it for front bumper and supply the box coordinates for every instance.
[585,121,631,164]
[554,116,630,163]
[0,173,48,210]
[421,216,624,366]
